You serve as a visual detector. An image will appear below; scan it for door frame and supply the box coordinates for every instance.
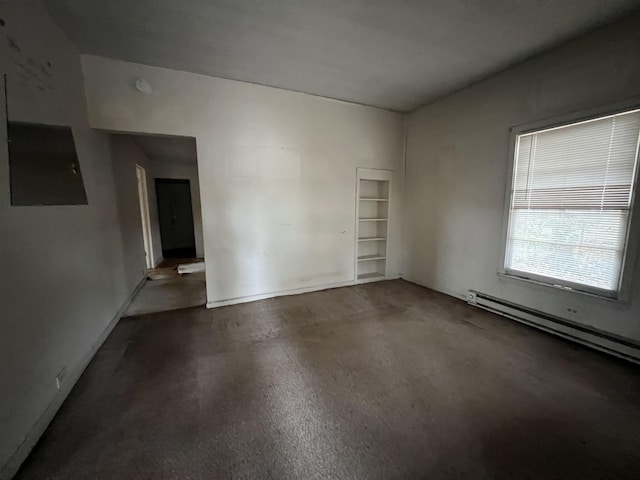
[135,164,155,269]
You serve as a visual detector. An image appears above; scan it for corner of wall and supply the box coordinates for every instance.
[0,277,146,480]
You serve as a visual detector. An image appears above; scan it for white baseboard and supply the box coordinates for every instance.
[468,290,640,364]
[207,279,356,308]
[402,277,640,364]
[0,277,146,480]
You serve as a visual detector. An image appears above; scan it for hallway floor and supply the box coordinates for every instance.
[17,280,640,479]
[125,271,206,316]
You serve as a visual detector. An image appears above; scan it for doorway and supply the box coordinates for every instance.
[155,178,197,258]
[136,164,155,269]
[112,133,206,317]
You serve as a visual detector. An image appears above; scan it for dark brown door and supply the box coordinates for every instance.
[155,178,196,258]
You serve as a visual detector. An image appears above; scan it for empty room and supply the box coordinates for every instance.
[1,1,640,479]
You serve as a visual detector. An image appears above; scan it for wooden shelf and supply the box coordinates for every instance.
[357,272,385,282]
[358,255,386,262]
[356,170,391,285]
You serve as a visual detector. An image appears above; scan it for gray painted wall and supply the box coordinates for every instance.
[0,2,144,477]
[404,13,640,343]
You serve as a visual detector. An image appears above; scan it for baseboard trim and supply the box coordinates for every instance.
[468,290,640,364]
[402,277,640,364]
[207,279,356,308]
[0,277,146,480]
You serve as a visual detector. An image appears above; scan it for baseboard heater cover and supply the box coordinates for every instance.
[467,290,640,364]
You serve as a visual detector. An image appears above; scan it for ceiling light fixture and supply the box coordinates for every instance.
[135,78,152,95]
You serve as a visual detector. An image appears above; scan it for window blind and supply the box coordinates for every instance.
[505,109,640,293]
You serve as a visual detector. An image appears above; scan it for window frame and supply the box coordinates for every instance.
[498,100,640,302]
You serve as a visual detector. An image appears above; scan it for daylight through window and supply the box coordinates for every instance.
[505,109,640,295]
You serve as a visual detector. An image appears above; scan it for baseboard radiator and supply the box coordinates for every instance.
[467,290,640,364]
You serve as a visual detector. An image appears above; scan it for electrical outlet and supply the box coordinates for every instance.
[56,367,67,390]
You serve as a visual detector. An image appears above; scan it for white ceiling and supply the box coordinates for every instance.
[45,0,640,111]
[131,134,197,165]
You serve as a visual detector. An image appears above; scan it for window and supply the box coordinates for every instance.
[504,108,640,297]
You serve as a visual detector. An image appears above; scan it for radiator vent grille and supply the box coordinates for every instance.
[467,290,640,364]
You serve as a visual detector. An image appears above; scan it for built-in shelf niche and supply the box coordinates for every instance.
[355,168,391,284]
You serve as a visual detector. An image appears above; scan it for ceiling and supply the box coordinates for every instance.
[132,134,197,165]
[45,0,640,112]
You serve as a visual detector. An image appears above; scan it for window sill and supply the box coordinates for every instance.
[496,272,624,303]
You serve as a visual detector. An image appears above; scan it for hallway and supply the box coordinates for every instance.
[125,259,207,316]
[125,271,206,316]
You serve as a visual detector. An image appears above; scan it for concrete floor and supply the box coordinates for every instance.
[125,271,206,316]
[16,280,640,479]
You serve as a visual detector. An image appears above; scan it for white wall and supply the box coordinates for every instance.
[404,13,640,342]
[149,157,204,258]
[81,55,405,305]
[0,3,143,477]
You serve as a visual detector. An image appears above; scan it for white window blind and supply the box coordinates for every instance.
[505,109,640,294]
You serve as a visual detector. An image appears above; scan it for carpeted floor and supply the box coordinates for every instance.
[16,280,640,479]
